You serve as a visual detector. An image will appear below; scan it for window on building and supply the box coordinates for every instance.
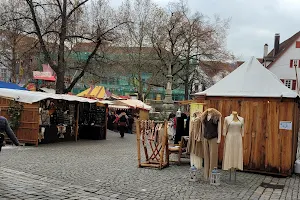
[281,79,297,90]
[0,68,7,81]
[296,41,300,48]
[290,59,300,68]
[284,79,292,89]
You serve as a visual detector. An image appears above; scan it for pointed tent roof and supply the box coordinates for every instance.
[77,86,106,99]
[195,57,298,98]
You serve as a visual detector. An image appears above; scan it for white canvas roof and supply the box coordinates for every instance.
[195,57,299,98]
[0,88,98,104]
[114,99,152,110]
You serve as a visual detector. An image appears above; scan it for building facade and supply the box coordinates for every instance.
[263,32,300,92]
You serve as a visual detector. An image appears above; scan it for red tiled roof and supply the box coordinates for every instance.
[199,61,234,77]
[266,31,300,68]
[73,42,158,54]
[235,58,263,67]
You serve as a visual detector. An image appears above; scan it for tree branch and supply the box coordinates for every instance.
[66,0,88,19]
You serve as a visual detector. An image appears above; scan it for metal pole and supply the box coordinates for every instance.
[294,61,299,94]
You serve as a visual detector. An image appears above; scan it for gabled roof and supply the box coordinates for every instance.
[195,56,298,98]
[266,31,300,68]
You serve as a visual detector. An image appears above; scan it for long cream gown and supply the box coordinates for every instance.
[222,115,244,170]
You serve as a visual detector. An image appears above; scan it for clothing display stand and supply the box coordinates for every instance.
[136,120,169,169]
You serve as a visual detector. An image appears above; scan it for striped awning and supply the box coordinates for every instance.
[76,86,106,99]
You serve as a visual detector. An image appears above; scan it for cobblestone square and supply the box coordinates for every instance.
[0,130,299,200]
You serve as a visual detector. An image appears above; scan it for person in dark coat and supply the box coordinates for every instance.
[107,112,113,130]
[184,113,190,136]
[174,113,188,144]
[118,112,128,138]
[0,116,20,151]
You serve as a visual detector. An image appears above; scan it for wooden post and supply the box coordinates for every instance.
[105,105,108,140]
[75,103,79,142]
[136,119,141,167]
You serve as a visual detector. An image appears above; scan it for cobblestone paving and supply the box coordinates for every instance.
[0,130,300,199]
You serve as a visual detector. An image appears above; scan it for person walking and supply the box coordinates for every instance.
[118,112,128,138]
[0,116,20,152]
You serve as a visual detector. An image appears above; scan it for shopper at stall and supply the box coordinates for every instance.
[107,112,113,131]
[167,113,176,141]
[174,112,188,144]
[0,116,20,151]
[118,112,128,138]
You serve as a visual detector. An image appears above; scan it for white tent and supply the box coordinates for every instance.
[195,56,299,98]
[0,88,99,104]
[114,99,152,110]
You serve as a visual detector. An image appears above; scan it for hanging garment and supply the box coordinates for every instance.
[222,115,244,171]
[167,118,176,141]
[200,108,222,180]
[188,117,203,169]
[203,137,218,180]
[41,110,50,126]
[188,117,204,158]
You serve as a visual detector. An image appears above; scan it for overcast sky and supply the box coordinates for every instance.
[110,0,300,61]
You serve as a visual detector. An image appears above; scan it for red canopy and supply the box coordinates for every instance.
[33,76,56,81]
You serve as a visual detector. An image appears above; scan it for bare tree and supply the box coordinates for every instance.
[0,0,128,93]
[0,0,35,83]
[149,0,232,100]
[116,0,164,100]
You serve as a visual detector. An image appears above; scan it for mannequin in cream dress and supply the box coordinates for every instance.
[222,111,244,171]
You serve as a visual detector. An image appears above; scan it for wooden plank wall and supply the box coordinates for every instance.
[0,98,39,146]
[197,97,298,176]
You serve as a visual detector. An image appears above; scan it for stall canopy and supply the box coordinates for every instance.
[0,81,27,90]
[77,86,106,99]
[108,105,130,110]
[195,56,298,98]
[114,99,152,110]
[0,88,99,104]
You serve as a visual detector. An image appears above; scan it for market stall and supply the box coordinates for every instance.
[77,86,106,99]
[194,57,300,176]
[78,102,108,140]
[0,88,109,146]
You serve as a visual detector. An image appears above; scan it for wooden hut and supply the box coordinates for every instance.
[194,57,299,176]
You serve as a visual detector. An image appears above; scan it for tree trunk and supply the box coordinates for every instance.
[56,0,67,94]
[137,72,143,101]
[56,67,65,94]
[184,61,190,100]
[11,44,17,83]
[184,79,189,100]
